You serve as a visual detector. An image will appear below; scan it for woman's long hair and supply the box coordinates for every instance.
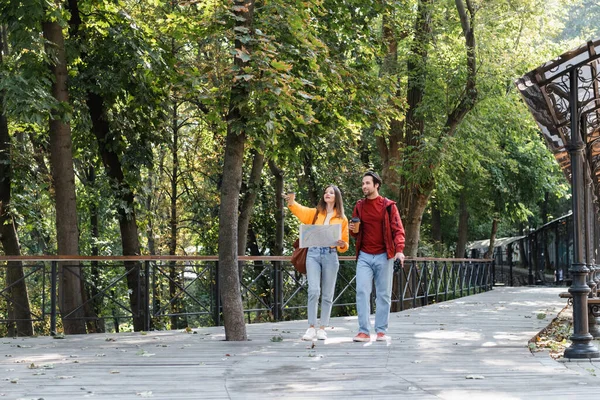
[316,185,345,218]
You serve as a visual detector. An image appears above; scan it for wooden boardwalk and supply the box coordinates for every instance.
[2,287,599,399]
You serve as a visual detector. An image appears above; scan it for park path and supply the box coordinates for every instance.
[1,286,598,399]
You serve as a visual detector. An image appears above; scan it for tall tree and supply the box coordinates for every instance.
[217,0,255,341]
[0,25,34,336]
[67,0,169,331]
[42,3,86,333]
[377,0,478,256]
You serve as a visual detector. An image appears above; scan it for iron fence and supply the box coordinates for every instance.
[0,256,493,335]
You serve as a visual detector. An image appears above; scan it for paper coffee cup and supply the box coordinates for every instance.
[287,192,296,204]
[351,217,360,233]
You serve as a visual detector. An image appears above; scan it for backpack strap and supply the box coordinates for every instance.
[385,200,396,239]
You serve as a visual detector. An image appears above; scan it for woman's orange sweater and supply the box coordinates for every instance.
[288,201,349,253]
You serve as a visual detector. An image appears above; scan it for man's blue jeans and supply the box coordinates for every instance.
[356,251,394,334]
[306,247,340,327]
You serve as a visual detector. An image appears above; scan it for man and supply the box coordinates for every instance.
[349,171,405,342]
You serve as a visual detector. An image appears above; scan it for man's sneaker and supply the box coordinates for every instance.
[302,327,317,341]
[376,332,389,342]
[316,328,327,340]
[353,332,371,342]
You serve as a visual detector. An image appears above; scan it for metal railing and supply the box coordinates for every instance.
[0,256,494,335]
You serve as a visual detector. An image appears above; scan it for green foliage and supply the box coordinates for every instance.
[0,0,594,330]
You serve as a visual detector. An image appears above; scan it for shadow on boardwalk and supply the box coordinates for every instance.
[2,287,599,399]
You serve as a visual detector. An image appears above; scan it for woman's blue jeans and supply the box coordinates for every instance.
[356,251,394,334]
[306,247,340,327]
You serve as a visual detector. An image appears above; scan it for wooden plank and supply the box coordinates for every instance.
[3,287,600,399]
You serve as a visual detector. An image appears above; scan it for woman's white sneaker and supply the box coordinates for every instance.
[302,327,317,341]
[316,329,327,340]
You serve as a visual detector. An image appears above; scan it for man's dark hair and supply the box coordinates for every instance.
[363,171,382,187]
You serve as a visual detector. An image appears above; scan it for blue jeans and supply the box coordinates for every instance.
[356,251,394,334]
[306,247,340,327]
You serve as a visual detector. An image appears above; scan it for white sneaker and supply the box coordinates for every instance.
[316,329,327,340]
[302,327,316,341]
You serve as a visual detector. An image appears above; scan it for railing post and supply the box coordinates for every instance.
[423,261,429,306]
[50,261,57,336]
[528,235,535,285]
[467,263,471,296]
[488,261,496,290]
[214,261,221,326]
[433,261,439,304]
[399,261,404,311]
[273,261,283,321]
[508,243,514,286]
[482,261,487,291]
[443,261,449,302]
[452,261,457,299]
[490,259,494,290]
[411,261,417,309]
[459,262,464,298]
[145,261,151,331]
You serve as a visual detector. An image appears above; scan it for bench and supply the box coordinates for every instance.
[559,292,600,316]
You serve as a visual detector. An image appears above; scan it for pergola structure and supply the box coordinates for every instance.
[516,39,600,358]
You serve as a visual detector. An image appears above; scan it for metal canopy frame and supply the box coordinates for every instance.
[516,39,600,359]
[516,40,600,195]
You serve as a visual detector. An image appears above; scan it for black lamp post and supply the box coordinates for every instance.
[563,68,599,358]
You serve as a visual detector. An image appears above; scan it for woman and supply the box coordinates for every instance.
[284,185,349,340]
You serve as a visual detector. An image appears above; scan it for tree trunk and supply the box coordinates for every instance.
[0,29,34,336]
[218,125,248,340]
[146,168,157,255]
[145,170,159,328]
[217,0,256,341]
[237,148,265,256]
[87,92,146,332]
[169,101,183,329]
[455,188,469,258]
[519,237,528,269]
[42,14,87,334]
[431,201,442,254]
[484,218,499,259]
[301,152,319,206]
[377,13,403,193]
[26,132,52,254]
[402,185,432,257]
[82,166,104,333]
[268,160,284,257]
